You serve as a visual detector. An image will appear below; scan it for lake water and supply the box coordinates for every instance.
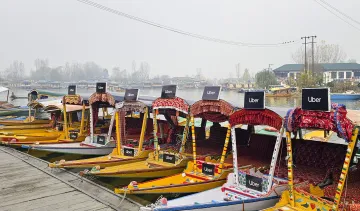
[7,87,360,110]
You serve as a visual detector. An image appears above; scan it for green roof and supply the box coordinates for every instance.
[273,63,360,72]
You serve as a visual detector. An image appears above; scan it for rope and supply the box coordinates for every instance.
[119,189,127,207]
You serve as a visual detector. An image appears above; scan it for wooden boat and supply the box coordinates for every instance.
[23,85,120,155]
[49,87,154,169]
[265,87,297,97]
[263,102,360,210]
[115,86,235,194]
[142,93,290,210]
[1,90,89,147]
[87,86,191,178]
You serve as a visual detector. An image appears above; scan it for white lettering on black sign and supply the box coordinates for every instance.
[245,174,263,192]
[70,133,78,140]
[96,83,106,93]
[202,163,215,176]
[161,85,177,98]
[302,88,330,111]
[308,97,321,103]
[249,98,259,103]
[202,86,221,101]
[123,148,135,156]
[163,153,176,164]
[124,89,139,101]
[97,135,106,145]
[244,91,265,109]
[68,85,76,95]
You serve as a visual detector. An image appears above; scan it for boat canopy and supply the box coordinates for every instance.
[284,103,354,142]
[152,97,190,115]
[229,108,283,130]
[61,95,89,106]
[43,104,86,113]
[190,99,234,122]
[89,92,116,107]
[27,101,46,110]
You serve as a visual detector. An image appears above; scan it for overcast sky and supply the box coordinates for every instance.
[0,0,359,78]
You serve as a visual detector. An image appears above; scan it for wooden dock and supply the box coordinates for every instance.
[0,146,140,211]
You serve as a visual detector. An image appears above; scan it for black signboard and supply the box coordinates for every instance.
[244,91,265,109]
[163,153,176,164]
[161,85,177,99]
[245,174,263,192]
[302,88,330,111]
[124,89,139,101]
[123,147,135,157]
[69,133,78,140]
[202,86,221,101]
[202,163,215,176]
[68,85,76,95]
[97,135,106,145]
[96,82,107,93]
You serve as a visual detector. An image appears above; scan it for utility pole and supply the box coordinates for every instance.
[268,64,273,73]
[301,36,310,72]
[309,36,317,74]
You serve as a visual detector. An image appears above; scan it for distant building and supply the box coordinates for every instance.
[273,63,360,83]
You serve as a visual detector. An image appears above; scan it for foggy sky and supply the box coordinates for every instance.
[0,0,359,79]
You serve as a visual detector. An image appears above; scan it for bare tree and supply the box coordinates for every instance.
[243,68,251,82]
[5,60,25,80]
[292,40,347,64]
[235,63,241,81]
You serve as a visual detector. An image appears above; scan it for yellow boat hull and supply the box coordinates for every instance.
[0,119,50,126]
[115,161,232,194]
[88,155,189,178]
[48,149,153,169]
[0,124,53,132]
[0,131,63,143]
[0,128,55,136]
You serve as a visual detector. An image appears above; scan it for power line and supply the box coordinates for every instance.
[318,0,360,25]
[313,0,360,32]
[75,0,300,47]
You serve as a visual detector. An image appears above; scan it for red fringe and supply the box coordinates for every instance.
[229,108,283,130]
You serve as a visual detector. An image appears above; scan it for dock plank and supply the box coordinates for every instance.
[0,146,140,211]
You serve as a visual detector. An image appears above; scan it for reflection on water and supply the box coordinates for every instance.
[8,88,360,110]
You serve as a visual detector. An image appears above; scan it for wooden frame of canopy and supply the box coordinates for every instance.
[151,97,190,161]
[114,101,149,157]
[229,108,284,193]
[88,92,115,143]
[62,94,88,140]
[277,104,358,211]
[190,99,234,174]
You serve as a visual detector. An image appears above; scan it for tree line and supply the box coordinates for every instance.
[1,59,151,83]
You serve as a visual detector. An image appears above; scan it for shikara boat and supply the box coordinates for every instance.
[87,85,192,178]
[115,86,235,194]
[23,84,119,155]
[141,92,290,210]
[0,103,87,147]
[48,87,154,169]
[1,87,90,147]
[263,98,360,210]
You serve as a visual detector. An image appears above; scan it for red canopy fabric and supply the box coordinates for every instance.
[152,97,189,114]
[285,104,354,142]
[229,108,283,130]
[89,92,115,106]
[190,100,234,123]
[63,95,82,105]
